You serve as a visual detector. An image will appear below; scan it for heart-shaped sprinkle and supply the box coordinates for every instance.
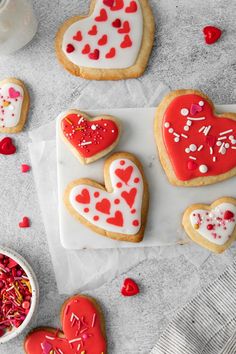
[121,278,139,296]
[0,137,16,155]
[112,18,121,28]
[75,188,90,204]
[19,216,30,228]
[125,1,138,13]
[224,210,234,220]
[21,164,31,173]
[203,26,222,45]
[190,103,202,115]
[66,44,75,53]
[95,8,108,22]
[9,87,20,99]
[103,0,114,7]
[88,25,97,36]
[98,34,108,46]
[118,20,130,33]
[120,34,132,48]
[111,0,124,11]
[89,49,100,60]
[105,47,116,58]
[82,43,91,54]
[73,30,82,41]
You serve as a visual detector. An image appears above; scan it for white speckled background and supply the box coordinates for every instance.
[0,0,236,353]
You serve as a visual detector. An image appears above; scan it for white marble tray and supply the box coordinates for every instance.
[57,105,236,249]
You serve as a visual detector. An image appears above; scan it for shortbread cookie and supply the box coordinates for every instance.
[0,78,29,133]
[59,109,121,164]
[64,152,149,242]
[55,0,155,80]
[182,197,236,253]
[154,89,236,186]
[24,294,107,354]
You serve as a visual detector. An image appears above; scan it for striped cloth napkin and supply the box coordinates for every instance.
[150,260,236,354]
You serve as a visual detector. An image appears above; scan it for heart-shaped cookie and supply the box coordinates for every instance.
[59,110,121,164]
[154,90,236,186]
[55,0,155,80]
[64,152,149,242]
[0,78,29,133]
[24,294,107,354]
[182,197,236,253]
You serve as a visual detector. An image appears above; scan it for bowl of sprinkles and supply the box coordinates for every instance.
[0,247,38,343]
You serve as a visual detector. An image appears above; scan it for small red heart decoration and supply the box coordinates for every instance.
[105,47,116,59]
[203,26,222,45]
[107,210,124,226]
[76,188,90,204]
[0,137,16,155]
[224,210,235,220]
[118,20,130,34]
[121,278,139,296]
[125,1,137,13]
[103,0,114,7]
[66,43,75,53]
[112,18,121,28]
[73,30,82,41]
[21,164,31,173]
[82,43,91,54]
[98,34,108,46]
[95,8,108,22]
[120,34,132,48]
[19,216,30,228]
[9,87,21,99]
[115,166,133,184]
[96,198,111,215]
[88,25,97,36]
[111,0,124,11]
[89,49,100,60]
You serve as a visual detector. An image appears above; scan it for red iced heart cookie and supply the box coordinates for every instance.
[24,294,107,354]
[203,26,222,45]
[55,0,155,80]
[121,278,139,296]
[19,216,30,228]
[155,90,236,186]
[0,137,16,155]
[60,110,121,164]
[64,152,149,242]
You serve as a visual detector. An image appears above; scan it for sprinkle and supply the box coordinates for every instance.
[213,156,217,162]
[181,108,189,116]
[174,137,180,142]
[92,313,96,327]
[57,349,64,354]
[185,148,190,153]
[217,136,227,140]
[198,126,205,133]
[164,122,170,128]
[219,129,233,136]
[216,141,222,146]
[65,305,70,315]
[199,100,204,106]
[197,145,203,151]
[210,147,213,155]
[65,118,72,125]
[173,132,180,137]
[78,117,84,124]
[184,126,189,131]
[199,164,208,173]
[189,156,196,160]
[77,344,81,351]
[219,143,226,154]
[168,128,174,133]
[181,134,188,138]
[225,143,230,149]
[75,127,84,131]
[69,337,82,343]
[70,313,79,322]
[45,336,55,340]
[229,135,234,140]
[204,125,211,136]
[187,120,192,126]
[232,147,236,149]
[80,141,92,146]
[189,144,197,152]
[80,327,88,333]
[187,116,206,121]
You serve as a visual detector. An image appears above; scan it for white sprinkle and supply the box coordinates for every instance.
[219,129,233,136]
[78,117,84,124]
[197,145,204,151]
[217,136,227,140]
[174,137,180,142]
[168,128,174,133]
[187,116,206,121]
[210,147,213,155]
[181,108,189,116]
[229,135,234,140]
[77,344,81,351]
[199,126,205,133]
[232,140,236,144]
[46,336,55,340]
[232,146,236,149]
[70,313,79,322]
[199,100,204,106]
[91,124,96,130]
[199,164,208,173]
[69,338,82,344]
[187,120,192,126]
[111,130,115,133]
[213,156,216,162]
[216,141,222,146]
[189,144,197,152]
[58,350,64,354]
[185,148,190,153]
[164,122,170,128]
[181,134,188,138]
[204,125,211,136]
[80,141,92,146]
[184,126,189,131]
[219,143,226,154]
[225,143,230,149]
[189,156,196,160]
[173,132,180,137]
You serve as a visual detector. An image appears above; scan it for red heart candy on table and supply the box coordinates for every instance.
[19,217,30,228]
[21,164,31,173]
[0,137,16,155]
[121,278,139,296]
[203,26,222,45]
[24,295,107,354]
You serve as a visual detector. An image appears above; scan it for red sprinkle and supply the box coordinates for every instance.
[224,210,234,220]
[207,224,214,230]
[19,217,30,228]
[66,44,75,53]
[21,164,30,173]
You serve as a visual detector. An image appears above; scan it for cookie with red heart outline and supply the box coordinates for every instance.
[55,0,155,80]
[59,109,121,164]
[0,78,30,134]
[154,89,236,186]
[24,294,107,354]
[182,197,236,253]
[64,152,149,242]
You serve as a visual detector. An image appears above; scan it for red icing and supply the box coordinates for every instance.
[120,34,132,48]
[112,18,121,28]
[96,198,111,214]
[61,113,119,159]
[163,94,236,181]
[118,20,130,33]
[9,87,20,99]
[121,278,139,296]
[98,34,108,46]
[203,26,222,45]
[105,47,116,58]
[121,188,137,208]
[76,189,90,204]
[19,216,30,228]
[115,166,133,184]
[0,137,16,155]
[88,25,97,35]
[107,210,123,226]
[125,1,137,13]
[24,295,107,354]
[95,8,108,22]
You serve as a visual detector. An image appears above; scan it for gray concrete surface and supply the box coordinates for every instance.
[0,0,235,352]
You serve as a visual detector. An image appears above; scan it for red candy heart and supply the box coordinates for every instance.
[24,295,107,354]
[88,25,97,35]
[105,47,116,58]
[9,87,20,99]
[121,278,139,296]
[120,34,132,48]
[111,0,124,11]
[98,34,108,46]
[89,49,100,60]
[82,43,91,54]
[203,26,222,45]
[112,18,121,28]
[95,8,108,22]
[66,44,75,53]
[224,210,234,220]
[118,20,130,33]
[19,217,30,228]
[103,0,114,7]
[125,1,138,13]
[0,137,16,155]
[73,30,82,41]
[21,164,31,173]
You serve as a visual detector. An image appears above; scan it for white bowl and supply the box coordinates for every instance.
[0,247,39,344]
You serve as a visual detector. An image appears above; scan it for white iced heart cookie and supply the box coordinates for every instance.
[64,152,149,242]
[55,0,155,80]
[182,197,236,253]
[0,78,30,133]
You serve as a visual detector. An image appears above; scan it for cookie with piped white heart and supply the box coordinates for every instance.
[59,109,121,164]
[154,89,236,186]
[0,78,30,134]
[182,197,236,253]
[55,0,155,80]
[64,152,149,242]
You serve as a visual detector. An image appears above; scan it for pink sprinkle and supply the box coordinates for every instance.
[92,313,96,327]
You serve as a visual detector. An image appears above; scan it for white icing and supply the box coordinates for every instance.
[62,0,143,69]
[69,158,144,234]
[0,83,24,128]
[190,203,236,245]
